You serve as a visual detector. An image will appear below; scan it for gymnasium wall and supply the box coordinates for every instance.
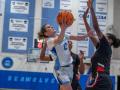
[1,0,118,59]
[0,0,37,57]
[0,0,119,66]
[0,0,120,69]
[0,0,120,89]
[112,0,120,59]
[0,0,41,57]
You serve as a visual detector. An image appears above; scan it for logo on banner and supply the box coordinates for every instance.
[2,57,13,68]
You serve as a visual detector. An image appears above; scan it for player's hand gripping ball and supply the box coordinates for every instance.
[56,10,74,27]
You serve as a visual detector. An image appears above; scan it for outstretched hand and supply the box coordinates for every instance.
[87,0,92,8]
[83,0,92,18]
[59,20,68,31]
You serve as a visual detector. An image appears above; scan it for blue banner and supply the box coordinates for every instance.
[41,0,60,31]
[0,70,59,90]
[2,0,35,53]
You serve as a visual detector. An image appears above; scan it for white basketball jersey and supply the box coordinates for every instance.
[47,34,73,66]
[55,38,73,66]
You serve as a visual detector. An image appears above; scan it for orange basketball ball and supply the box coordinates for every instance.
[56,10,74,27]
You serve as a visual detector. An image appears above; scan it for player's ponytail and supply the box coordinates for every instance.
[113,38,120,48]
[38,24,47,39]
[106,33,120,48]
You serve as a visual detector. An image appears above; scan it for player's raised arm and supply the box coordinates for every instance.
[88,0,103,39]
[83,7,98,47]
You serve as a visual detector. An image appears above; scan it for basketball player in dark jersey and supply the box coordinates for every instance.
[83,0,120,90]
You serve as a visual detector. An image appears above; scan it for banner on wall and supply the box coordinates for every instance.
[8,36,27,50]
[0,56,58,89]
[95,0,108,13]
[96,13,107,32]
[42,0,55,8]
[0,71,58,90]
[2,0,35,53]
[41,0,60,30]
[60,0,72,10]
[10,1,29,14]
[78,0,88,11]
[95,0,108,32]
[77,11,90,34]
[9,18,29,32]
[77,0,93,57]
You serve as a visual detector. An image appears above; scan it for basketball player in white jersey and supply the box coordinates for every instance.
[38,23,88,90]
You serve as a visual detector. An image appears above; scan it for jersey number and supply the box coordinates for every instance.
[64,43,68,50]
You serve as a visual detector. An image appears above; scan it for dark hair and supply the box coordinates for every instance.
[106,33,120,48]
[38,24,48,39]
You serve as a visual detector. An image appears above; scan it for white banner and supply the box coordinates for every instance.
[10,1,29,14]
[8,37,27,50]
[42,0,54,8]
[96,0,108,13]
[0,56,55,73]
[76,0,91,57]
[77,12,90,34]
[9,18,28,32]
[60,0,72,10]
[78,0,88,11]
[96,13,107,32]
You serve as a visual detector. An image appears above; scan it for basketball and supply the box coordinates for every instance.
[56,10,74,27]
